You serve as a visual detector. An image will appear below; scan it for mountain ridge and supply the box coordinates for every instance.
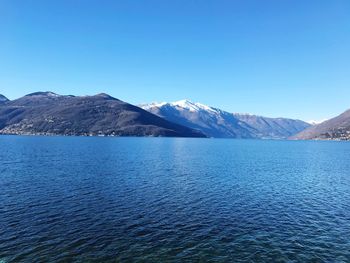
[141,100,311,139]
[3,93,345,140]
[0,92,205,138]
[291,109,350,140]
[0,94,9,103]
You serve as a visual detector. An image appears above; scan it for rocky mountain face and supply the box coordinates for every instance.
[0,92,205,138]
[0,94,9,103]
[291,109,350,140]
[141,100,310,139]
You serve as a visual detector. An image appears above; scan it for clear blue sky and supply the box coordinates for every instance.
[1,0,349,121]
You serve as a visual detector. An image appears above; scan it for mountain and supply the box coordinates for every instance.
[291,109,350,140]
[140,100,310,139]
[0,92,205,137]
[141,100,252,138]
[233,113,311,139]
[0,94,9,103]
[307,119,328,126]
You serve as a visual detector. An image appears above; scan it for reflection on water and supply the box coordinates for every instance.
[0,136,350,262]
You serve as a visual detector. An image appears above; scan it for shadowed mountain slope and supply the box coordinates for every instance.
[0,92,205,137]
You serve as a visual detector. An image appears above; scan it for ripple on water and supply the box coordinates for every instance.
[0,137,350,262]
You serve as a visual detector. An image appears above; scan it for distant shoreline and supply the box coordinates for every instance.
[0,133,349,142]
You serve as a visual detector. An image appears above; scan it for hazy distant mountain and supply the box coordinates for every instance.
[0,92,205,137]
[0,94,9,103]
[141,100,310,139]
[291,109,350,140]
[233,113,311,139]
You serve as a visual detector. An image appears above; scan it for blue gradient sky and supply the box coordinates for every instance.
[1,0,349,121]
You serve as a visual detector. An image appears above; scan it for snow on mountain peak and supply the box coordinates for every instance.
[25,91,62,98]
[171,99,198,111]
[140,99,220,114]
[307,119,328,125]
[170,99,218,113]
[139,101,167,110]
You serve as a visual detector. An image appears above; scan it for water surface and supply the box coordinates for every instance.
[1,136,350,262]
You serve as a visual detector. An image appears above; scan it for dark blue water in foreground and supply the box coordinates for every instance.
[1,136,350,262]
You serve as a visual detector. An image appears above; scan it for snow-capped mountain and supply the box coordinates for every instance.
[141,99,219,113]
[140,100,311,139]
[307,119,328,125]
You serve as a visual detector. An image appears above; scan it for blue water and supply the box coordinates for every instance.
[1,136,350,262]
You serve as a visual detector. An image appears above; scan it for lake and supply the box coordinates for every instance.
[1,136,350,262]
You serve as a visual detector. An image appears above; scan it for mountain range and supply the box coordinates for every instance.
[0,92,205,137]
[0,92,349,140]
[141,100,310,139]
